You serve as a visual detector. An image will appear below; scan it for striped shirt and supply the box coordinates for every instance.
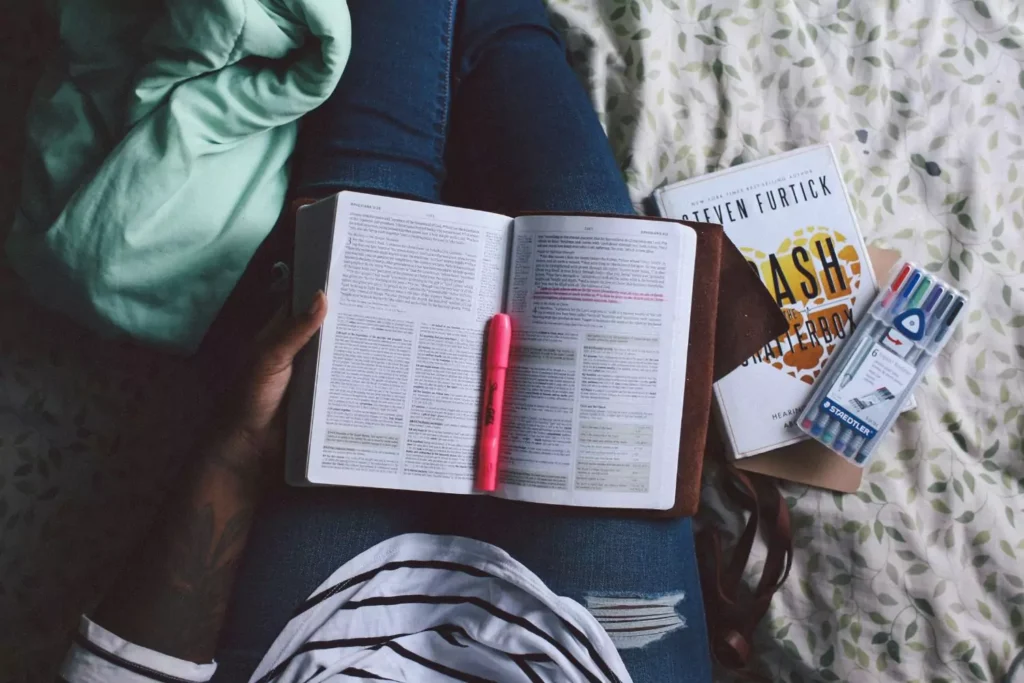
[62,534,633,683]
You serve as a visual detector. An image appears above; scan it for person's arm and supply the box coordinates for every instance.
[90,293,328,664]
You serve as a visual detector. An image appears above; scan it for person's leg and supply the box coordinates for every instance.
[435,497,713,683]
[217,3,707,682]
[214,494,711,683]
[290,0,457,202]
[211,487,454,682]
[441,5,710,680]
[445,0,634,215]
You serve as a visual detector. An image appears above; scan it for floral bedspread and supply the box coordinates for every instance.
[546,0,1024,679]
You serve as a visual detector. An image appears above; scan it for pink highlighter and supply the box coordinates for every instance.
[475,314,512,492]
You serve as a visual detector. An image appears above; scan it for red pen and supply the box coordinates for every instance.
[880,262,912,309]
[476,313,512,491]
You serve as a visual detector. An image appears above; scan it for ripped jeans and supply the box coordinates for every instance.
[213,0,711,680]
[214,489,712,683]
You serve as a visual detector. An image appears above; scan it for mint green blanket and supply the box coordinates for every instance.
[6,0,350,351]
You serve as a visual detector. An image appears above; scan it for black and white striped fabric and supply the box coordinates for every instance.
[62,534,633,683]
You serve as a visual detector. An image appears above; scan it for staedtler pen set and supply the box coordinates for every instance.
[797,262,967,467]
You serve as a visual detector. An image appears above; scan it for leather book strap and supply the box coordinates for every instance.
[696,466,793,680]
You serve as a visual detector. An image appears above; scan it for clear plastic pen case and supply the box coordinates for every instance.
[797,262,968,467]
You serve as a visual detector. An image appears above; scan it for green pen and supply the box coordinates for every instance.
[908,275,932,309]
[837,274,931,391]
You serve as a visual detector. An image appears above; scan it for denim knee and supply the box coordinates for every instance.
[454,0,566,78]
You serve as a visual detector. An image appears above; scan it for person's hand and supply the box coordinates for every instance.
[235,291,328,445]
[210,292,328,477]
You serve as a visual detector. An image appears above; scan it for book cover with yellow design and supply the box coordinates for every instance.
[655,144,879,459]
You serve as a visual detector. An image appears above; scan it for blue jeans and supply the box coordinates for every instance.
[291,0,633,214]
[213,1,712,681]
[215,491,711,683]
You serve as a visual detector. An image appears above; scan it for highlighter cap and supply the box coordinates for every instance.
[487,314,512,368]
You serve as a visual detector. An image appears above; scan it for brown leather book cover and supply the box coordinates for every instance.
[648,220,787,517]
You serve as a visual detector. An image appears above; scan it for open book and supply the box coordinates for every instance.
[286,192,696,510]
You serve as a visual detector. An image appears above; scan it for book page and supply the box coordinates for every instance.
[305,193,512,494]
[497,215,696,509]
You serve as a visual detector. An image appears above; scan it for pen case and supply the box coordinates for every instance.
[796,261,968,467]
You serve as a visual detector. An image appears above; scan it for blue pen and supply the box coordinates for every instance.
[846,286,950,457]
[851,292,964,461]
[840,272,932,456]
[906,291,954,362]
[926,296,965,351]
[846,284,950,457]
[921,283,944,315]
[840,273,930,391]
[891,269,922,317]
[803,265,912,436]
[926,291,953,333]
[834,426,854,451]
[810,267,922,437]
